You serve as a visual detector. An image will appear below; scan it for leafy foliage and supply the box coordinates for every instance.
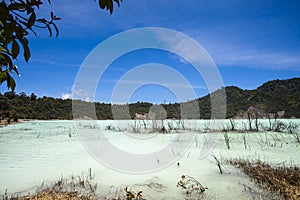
[0,0,61,91]
[95,0,123,14]
[0,0,123,91]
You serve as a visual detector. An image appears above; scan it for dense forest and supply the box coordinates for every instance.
[0,78,299,121]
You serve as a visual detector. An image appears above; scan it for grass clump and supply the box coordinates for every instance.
[228,159,300,200]
[1,175,97,200]
[11,189,90,200]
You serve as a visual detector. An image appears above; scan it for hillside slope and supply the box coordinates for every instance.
[224,78,300,118]
[0,78,299,120]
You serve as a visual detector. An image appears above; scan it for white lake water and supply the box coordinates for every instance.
[0,119,299,199]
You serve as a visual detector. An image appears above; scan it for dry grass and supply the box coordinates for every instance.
[14,189,90,200]
[2,175,97,200]
[228,159,300,200]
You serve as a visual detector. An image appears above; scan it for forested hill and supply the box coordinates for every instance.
[201,77,300,118]
[0,78,299,120]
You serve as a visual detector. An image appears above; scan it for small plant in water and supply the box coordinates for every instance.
[212,155,223,175]
[223,133,230,149]
[124,187,144,200]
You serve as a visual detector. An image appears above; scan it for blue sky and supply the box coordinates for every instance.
[1,0,300,103]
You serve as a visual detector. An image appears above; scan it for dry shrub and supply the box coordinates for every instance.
[3,175,97,200]
[177,174,208,199]
[228,159,300,200]
[16,189,90,200]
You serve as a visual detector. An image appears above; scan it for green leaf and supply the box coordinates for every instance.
[15,25,27,40]
[98,0,106,9]
[107,0,113,14]
[6,72,16,91]
[8,65,20,76]
[0,71,7,84]
[12,40,20,59]
[8,3,27,10]
[0,2,9,16]
[4,22,17,41]
[98,0,121,14]
[28,12,36,28]
[19,38,31,62]
[1,52,13,67]
[99,0,113,14]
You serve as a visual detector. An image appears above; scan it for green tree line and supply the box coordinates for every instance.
[1,78,299,121]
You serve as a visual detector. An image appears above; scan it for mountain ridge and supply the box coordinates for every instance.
[0,77,299,120]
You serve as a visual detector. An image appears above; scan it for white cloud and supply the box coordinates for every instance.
[211,47,300,70]
[154,30,211,66]
[185,28,300,70]
[61,93,72,99]
[62,84,89,101]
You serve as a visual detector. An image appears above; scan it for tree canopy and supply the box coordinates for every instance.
[1,78,299,121]
[0,0,123,91]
